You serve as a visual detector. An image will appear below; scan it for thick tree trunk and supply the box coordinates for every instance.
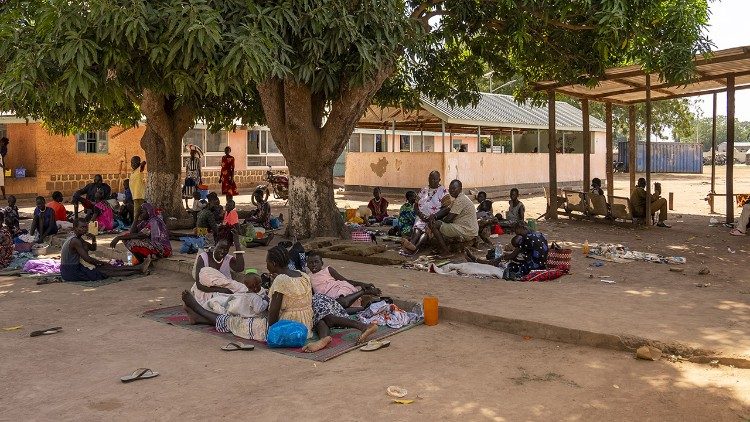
[140,126,184,219]
[257,66,394,239]
[138,89,194,225]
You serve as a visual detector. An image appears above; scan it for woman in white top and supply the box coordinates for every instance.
[402,170,448,254]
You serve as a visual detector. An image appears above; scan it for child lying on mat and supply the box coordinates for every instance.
[306,251,381,309]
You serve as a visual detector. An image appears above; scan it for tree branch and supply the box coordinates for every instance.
[523,8,595,31]
[257,78,287,146]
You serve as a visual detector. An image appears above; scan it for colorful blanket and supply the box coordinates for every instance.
[142,305,422,362]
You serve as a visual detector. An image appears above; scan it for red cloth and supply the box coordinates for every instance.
[47,201,68,221]
[521,268,567,282]
[367,197,389,221]
[220,155,238,196]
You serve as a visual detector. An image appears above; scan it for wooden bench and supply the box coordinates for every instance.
[704,193,750,213]
[563,190,588,216]
[541,186,567,219]
[587,192,610,218]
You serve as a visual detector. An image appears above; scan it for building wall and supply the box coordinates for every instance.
[5,123,38,176]
[344,131,607,193]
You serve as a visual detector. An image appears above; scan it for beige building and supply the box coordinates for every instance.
[344,93,607,195]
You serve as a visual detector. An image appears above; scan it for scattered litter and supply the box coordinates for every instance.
[709,217,719,226]
[2,325,22,331]
[636,345,662,361]
[522,336,533,341]
[590,261,604,267]
[386,386,408,398]
[698,267,710,275]
[393,399,414,405]
[613,384,620,389]
[669,267,684,273]
[727,247,736,254]
[601,279,616,284]
[709,360,720,367]
[695,283,711,288]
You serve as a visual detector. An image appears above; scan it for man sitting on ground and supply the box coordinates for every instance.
[367,187,389,223]
[497,188,525,228]
[429,179,479,255]
[47,191,68,222]
[730,196,750,236]
[57,222,150,282]
[306,251,381,310]
[72,174,112,221]
[30,196,58,242]
[631,178,670,227]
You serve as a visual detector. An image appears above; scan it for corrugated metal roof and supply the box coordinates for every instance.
[420,92,605,131]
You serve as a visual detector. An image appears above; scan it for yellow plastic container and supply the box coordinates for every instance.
[423,297,439,326]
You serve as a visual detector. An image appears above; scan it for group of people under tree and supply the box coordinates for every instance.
[182,244,382,353]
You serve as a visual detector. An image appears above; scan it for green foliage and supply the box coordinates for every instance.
[681,116,750,151]
[0,0,712,135]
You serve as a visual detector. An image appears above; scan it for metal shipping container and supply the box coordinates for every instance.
[617,141,703,174]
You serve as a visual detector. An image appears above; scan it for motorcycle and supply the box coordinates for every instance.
[252,165,289,205]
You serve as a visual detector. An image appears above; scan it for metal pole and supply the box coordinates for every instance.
[547,90,558,220]
[537,129,541,153]
[605,103,614,202]
[420,126,424,152]
[645,74,652,223]
[582,99,590,192]
[511,128,515,153]
[441,120,446,152]
[477,126,481,152]
[392,120,396,152]
[383,125,387,152]
[710,93,717,213]
[727,76,736,224]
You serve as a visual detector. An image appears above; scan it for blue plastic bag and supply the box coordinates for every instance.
[266,320,308,348]
[179,236,206,254]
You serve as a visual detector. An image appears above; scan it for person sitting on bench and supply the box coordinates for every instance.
[631,178,670,227]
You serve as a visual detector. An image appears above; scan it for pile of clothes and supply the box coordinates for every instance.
[588,243,686,265]
[357,300,423,329]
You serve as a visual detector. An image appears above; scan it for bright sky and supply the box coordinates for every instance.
[695,0,750,120]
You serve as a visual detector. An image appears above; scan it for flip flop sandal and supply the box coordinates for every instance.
[359,339,391,352]
[221,342,255,351]
[730,229,745,236]
[29,327,62,337]
[120,368,159,383]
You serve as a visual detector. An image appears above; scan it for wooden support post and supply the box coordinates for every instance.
[391,120,396,152]
[669,192,674,210]
[547,91,558,220]
[710,93,717,214]
[605,103,614,202]
[726,76,736,224]
[441,120,446,152]
[628,105,636,193]
[645,74,652,222]
[582,99,590,192]
[510,128,514,153]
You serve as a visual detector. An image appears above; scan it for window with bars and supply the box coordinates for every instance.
[76,131,109,154]
[246,129,286,167]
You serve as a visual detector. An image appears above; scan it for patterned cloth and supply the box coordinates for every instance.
[126,202,172,258]
[413,185,448,230]
[216,313,268,341]
[367,197,389,222]
[220,155,238,196]
[504,231,549,280]
[268,273,314,338]
[397,202,416,236]
[312,293,349,326]
[183,157,201,199]
[521,268,567,282]
[0,227,13,269]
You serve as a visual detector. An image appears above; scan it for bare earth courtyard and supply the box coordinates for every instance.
[2,166,750,421]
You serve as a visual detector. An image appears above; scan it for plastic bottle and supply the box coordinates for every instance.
[582,240,590,256]
[127,252,133,266]
[494,243,502,259]
[423,297,439,326]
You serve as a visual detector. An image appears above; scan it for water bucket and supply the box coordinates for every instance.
[423,297,439,326]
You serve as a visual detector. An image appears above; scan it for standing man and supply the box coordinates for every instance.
[129,155,146,228]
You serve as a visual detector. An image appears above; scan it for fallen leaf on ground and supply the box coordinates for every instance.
[2,325,22,331]
[393,399,414,405]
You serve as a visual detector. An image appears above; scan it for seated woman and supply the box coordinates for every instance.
[85,188,115,231]
[59,222,150,282]
[0,211,13,269]
[402,171,448,254]
[389,190,416,237]
[191,266,267,318]
[306,251,381,310]
[29,196,58,243]
[367,187,389,223]
[191,234,245,281]
[246,189,271,229]
[181,245,314,342]
[195,199,216,239]
[110,202,172,261]
[468,222,547,280]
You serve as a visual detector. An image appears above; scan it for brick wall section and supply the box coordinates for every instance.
[5,123,39,175]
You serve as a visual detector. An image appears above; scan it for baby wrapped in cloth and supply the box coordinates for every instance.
[190,267,268,318]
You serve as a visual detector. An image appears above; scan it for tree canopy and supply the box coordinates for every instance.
[0,0,713,236]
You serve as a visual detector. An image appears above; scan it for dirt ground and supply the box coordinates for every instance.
[1,272,748,421]
[3,165,750,420]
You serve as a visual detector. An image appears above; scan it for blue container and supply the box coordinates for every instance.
[618,141,703,174]
[198,189,209,200]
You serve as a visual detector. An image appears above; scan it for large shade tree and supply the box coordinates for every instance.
[0,0,710,237]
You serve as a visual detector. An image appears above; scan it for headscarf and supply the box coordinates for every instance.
[139,202,171,251]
